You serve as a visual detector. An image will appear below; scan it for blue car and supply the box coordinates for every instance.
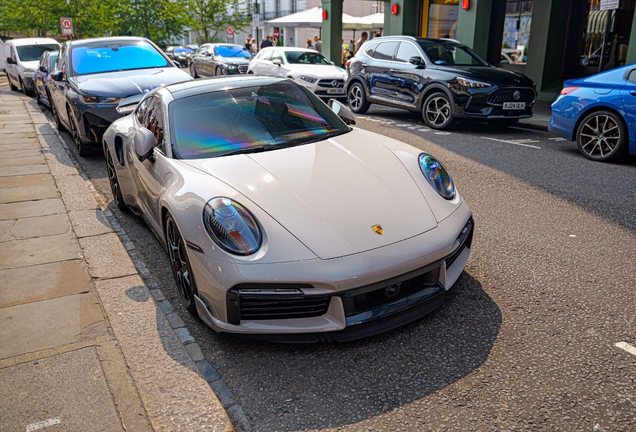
[549,64,636,162]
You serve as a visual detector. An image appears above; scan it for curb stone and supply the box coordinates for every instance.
[39,99,252,431]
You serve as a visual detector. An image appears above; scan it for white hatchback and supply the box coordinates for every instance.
[248,47,348,98]
[4,38,60,95]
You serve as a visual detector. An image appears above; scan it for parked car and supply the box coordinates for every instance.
[49,36,191,156]
[103,76,474,342]
[549,64,636,162]
[248,47,348,99]
[32,50,58,107]
[190,44,252,77]
[346,36,536,129]
[173,46,194,67]
[4,38,60,95]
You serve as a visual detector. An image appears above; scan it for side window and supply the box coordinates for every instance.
[628,69,636,83]
[145,97,165,152]
[371,42,398,61]
[39,55,47,70]
[261,50,273,61]
[395,42,423,63]
[136,97,150,125]
[271,50,283,62]
[364,43,378,57]
[10,46,16,62]
[58,46,67,75]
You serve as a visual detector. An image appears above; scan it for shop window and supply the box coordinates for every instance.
[500,0,532,65]
[427,0,459,40]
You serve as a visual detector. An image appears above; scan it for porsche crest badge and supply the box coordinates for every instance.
[372,225,384,235]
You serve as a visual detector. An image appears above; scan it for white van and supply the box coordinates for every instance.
[4,38,60,95]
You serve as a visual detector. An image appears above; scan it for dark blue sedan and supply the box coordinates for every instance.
[549,65,636,162]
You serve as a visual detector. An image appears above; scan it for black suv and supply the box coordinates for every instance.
[346,36,536,129]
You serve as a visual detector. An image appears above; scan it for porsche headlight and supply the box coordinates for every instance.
[203,198,262,255]
[299,75,317,83]
[418,153,455,200]
[456,77,491,88]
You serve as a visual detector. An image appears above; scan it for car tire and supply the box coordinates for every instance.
[487,119,518,128]
[422,92,454,130]
[347,82,370,114]
[68,108,91,157]
[190,63,198,78]
[8,76,18,91]
[104,144,128,212]
[51,100,63,131]
[20,78,32,96]
[215,66,223,76]
[166,214,199,316]
[34,87,43,105]
[576,110,627,162]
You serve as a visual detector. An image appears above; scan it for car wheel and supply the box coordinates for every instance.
[20,78,31,96]
[487,119,518,128]
[423,92,454,130]
[215,66,223,76]
[68,108,90,157]
[190,63,198,78]
[34,87,43,105]
[576,110,627,162]
[104,144,128,212]
[248,71,254,74]
[8,76,18,91]
[347,82,370,114]
[51,100,63,131]
[166,214,199,316]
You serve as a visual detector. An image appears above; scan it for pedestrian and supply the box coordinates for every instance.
[261,36,273,49]
[306,38,314,50]
[349,40,355,55]
[245,35,252,52]
[342,39,349,67]
[314,35,322,53]
[251,38,257,54]
[355,31,368,55]
[374,31,382,39]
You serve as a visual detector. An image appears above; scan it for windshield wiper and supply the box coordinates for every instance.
[218,145,268,157]
[293,130,348,145]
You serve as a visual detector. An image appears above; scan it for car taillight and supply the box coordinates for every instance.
[560,86,579,95]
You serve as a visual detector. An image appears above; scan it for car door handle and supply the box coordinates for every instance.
[631,90,636,96]
[362,63,367,67]
[390,69,398,73]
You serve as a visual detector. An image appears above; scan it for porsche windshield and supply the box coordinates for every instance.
[169,82,350,159]
[71,40,169,76]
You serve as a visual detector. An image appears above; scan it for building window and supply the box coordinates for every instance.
[427,0,459,40]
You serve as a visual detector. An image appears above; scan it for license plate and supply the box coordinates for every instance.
[327,88,345,94]
[503,102,525,110]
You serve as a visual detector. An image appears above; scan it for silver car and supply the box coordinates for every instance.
[103,76,473,342]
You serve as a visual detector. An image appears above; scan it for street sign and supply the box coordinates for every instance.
[273,29,279,38]
[226,26,234,37]
[60,17,73,36]
[252,14,259,27]
[600,0,619,10]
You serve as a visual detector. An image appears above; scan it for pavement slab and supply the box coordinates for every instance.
[0,292,106,359]
[0,140,41,151]
[3,148,43,159]
[54,174,99,211]
[0,133,38,144]
[0,232,82,270]
[0,173,58,204]
[0,259,91,308]
[79,233,137,279]
[0,198,65,220]
[0,213,71,242]
[94,275,233,431]
[0,347,123,432]
[0,155,47,168]
[68,209,113,238]
[0,164,49,177]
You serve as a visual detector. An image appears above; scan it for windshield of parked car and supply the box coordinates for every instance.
[417,41,489,66]
[215,45,252,58]
[16,44,59,62]
[174,47,193,53]
[71,40,169,76]
[285,51,331,65]
[169,82,350,159]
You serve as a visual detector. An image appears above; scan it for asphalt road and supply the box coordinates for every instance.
[10,75,636,431]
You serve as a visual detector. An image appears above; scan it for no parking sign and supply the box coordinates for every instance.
[60,17,73,36]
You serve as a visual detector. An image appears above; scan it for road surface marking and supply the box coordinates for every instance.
[549,137,567,141]
[26,417,61,432]
[481,136,542,149]
[615,342,636,357]
[434,132,451,135]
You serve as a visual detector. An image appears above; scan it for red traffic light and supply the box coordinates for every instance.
[322,9,328,20]
[391,3,398,15]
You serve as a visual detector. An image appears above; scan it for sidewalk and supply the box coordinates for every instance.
[0,92,235,431]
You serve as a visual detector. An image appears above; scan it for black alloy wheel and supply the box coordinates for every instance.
[104,144,128,212]
[423,92,454,130]
[190,63,198,78]
[50,99,63,131]
[347,82,370,114]
[68,108,90,157]
[576,110,627,162]
[166,215,199,316]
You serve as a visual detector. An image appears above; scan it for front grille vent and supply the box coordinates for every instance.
[487,88,535,104]
[238,65,248,73]
[318,79,344,88]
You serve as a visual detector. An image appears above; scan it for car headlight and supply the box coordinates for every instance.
[224,64,237,70]
[299,75,317,83]
[80,95,124,104]
[418,153,455,200]
[203,198,262,255]
[456,77,491,88]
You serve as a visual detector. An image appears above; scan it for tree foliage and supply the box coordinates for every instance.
[186,0,251,43]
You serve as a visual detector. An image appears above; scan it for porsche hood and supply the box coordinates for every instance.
[184,132,439,260]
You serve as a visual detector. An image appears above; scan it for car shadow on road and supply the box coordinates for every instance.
[203,271,501,430]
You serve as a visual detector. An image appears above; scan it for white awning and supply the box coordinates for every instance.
[267,7,374,29]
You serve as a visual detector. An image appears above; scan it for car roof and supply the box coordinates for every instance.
[67,36,149,47]
[8,38,60,46]
[165,76,290,99]
[259,46,318,53]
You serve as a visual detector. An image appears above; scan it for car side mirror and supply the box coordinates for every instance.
[408,56,424,67]
[6,57,16,65]
[50,70,64,81]
[205,52,211,57]
[39,66,47,72]
[135,128,157,163]
[273,59,282,66]
[328,99,356,126]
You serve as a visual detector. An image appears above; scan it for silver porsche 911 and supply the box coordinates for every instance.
[103,76,473,342]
